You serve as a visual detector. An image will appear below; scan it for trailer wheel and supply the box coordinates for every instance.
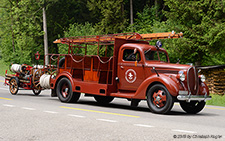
[32,89,41,96]
[180,101,205,114]
[32,68,43,90]
[147,84,174,114]
[94,95,114,105]
[9,77,19,95]
[56,78,80,103]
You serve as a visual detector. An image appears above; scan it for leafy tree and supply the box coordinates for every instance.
[87,0,127,33]
[58,23,101,55]
[164,0,225,65]
[0,0,44,64]
[1,0,224,67]
[46,0,95,54]
[127,5,162,33]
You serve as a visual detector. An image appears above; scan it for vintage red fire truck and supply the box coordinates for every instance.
[6,32,212,114]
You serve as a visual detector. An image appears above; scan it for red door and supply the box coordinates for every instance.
[117,48,145,91]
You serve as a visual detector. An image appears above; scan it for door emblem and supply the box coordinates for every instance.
[125,69,137,83]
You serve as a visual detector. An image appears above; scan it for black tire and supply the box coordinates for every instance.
[94,95,114,105]
[131,99,141,107]
[180,101,205,114]
[147,84,174,114]
[56,78,80,103]
[59,57,65,68]
[32,89,41,96]
[9,77,19,95]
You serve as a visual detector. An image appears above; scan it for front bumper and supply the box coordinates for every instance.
[177,91,212,102]
[177,92,212,102]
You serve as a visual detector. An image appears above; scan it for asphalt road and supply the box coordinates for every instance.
[0,76,225,141]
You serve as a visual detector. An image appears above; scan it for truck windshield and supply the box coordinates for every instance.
[145,50,168,62]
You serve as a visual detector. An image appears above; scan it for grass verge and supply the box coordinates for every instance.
[0,59,9,77]
[206,94,225,107]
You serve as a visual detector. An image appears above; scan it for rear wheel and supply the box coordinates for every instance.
[94,95,114,105]
[32,89,41,96]
[56,78,80,103]
[9,77,19,95]
[180,101,205,114]
[147,84,174,114]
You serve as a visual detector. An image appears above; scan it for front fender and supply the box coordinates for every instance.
[51,71,75,91]
[198,82,209,95]
[133,74,179,99]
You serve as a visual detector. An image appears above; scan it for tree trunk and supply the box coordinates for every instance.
[155,0,158,18]
[10,26,15,52]
[43,5,49,65]
[121,2,124,22]
[130,0,133,25]
[10,6,15,52]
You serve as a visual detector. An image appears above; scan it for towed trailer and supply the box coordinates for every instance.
[4,52,52,95]
[5,63,43,95]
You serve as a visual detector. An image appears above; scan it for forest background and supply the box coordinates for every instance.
[0,0,225,66]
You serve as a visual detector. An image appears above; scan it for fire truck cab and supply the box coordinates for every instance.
[47,32,211,114]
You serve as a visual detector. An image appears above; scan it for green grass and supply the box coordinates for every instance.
[206,94,225,107]
[0,59,9,77]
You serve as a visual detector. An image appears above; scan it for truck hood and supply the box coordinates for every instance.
[145,61,192,71]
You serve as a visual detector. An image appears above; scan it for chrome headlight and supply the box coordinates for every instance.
[178,71,185,81]
[200,75,206,82]
[180,73,185,81]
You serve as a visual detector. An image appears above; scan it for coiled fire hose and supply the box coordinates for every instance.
[40,74,51,89]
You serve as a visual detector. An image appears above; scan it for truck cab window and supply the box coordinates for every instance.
[145,51,157,60]
[123,49,141,61]
[145,50,168,62]
[158,51,167,62]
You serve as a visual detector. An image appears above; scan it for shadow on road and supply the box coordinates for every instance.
[73,99,151,113]
[63,99,218,116]
[167,110,219,116]
[16,93,49,97]
[13,93,218,117]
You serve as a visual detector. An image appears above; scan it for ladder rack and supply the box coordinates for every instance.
[53,31,183,45]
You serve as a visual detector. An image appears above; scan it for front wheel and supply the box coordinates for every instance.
[180,101,205,114]
[56,78,80,103]
[32,89,41,96]
[147,84,174,114]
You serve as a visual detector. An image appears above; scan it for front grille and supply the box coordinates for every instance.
[187,67,199,95]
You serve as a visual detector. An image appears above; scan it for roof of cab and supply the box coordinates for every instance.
[121,43,167,52]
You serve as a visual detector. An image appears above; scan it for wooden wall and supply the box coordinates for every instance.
[201,68,225,95]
